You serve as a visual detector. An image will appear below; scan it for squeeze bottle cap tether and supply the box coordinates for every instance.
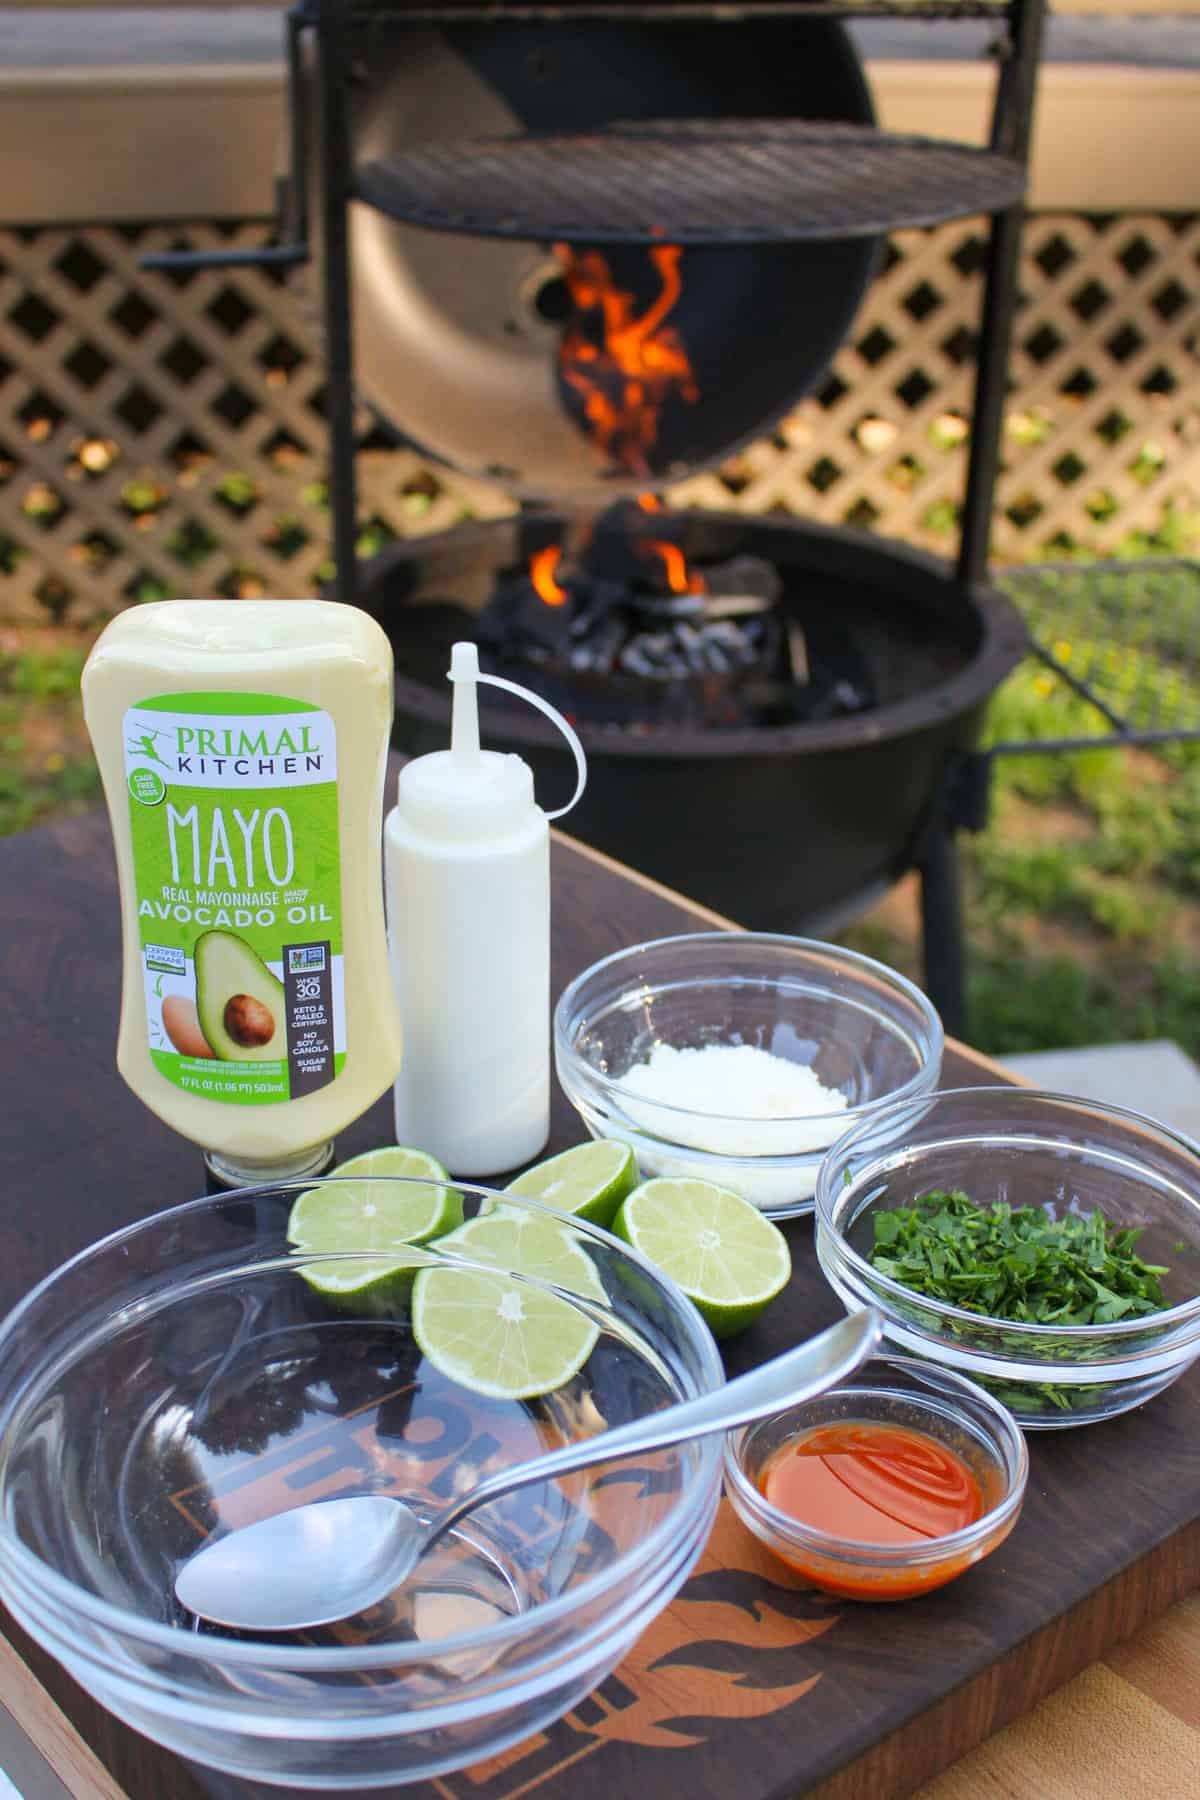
[394,642,586,842]
[448,641,587,821]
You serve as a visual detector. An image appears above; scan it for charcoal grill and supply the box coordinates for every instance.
[144,0,1050,1034]
[356,509,1027,933]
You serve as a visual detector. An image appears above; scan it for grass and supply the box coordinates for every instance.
[0,628,102,836]
[838,562,1200,1058]
[5,560,1200,1062]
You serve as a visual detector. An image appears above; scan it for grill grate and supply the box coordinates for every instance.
[356,123,1026,245]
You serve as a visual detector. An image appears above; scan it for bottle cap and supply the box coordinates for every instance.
[395,642,587,844]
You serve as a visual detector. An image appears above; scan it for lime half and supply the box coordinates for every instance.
[505,1139,638,1228]
[613,1177,791,1339]
[434,1211,606,1302]
[288,1144,462,1302]
[412,1265,598,1400]
[412,1211,604,1397]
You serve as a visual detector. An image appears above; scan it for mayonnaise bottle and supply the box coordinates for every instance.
[385,643,586,1175]
[82,599,402,1186]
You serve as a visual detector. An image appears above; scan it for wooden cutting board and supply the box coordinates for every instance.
[0,813,1195,1800]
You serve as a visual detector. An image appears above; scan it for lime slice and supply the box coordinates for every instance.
[435,1212,607,1303]
[288,1145,462,1302]
[505,1139,638,1228]
[613,1177,791,1340]
[411,1211,604,1397]
[413,1209,604,1404]
[412,1264,598,1400]
[292,1246,435,1312]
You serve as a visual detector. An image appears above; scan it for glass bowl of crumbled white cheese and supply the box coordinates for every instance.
[554,933,943,1219]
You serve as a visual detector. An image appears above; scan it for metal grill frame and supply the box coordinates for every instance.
[287,0,1048,615]
[136,0,1049,1035]
[995,561,1200,753]
[129,0,1049,632]
[347,4,1015,20]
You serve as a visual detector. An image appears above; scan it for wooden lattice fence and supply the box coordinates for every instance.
[1,208,1197,625]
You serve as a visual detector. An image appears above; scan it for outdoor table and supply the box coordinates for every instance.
[0,801,1197,1800]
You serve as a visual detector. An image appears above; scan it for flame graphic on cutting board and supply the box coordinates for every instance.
[433,1503,841,1798]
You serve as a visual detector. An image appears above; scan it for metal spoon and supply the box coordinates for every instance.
[175,1307,880,1633]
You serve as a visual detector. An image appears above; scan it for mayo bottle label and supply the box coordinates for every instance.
[122,692,345,1105]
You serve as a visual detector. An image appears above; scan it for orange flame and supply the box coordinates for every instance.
[646,539,703,595]
[530,544,568,606]
[555,243,699,475]
[634,494,705,595]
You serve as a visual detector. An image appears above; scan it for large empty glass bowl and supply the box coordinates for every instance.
[0,1180,723,1789]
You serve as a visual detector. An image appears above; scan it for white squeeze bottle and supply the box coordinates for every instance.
[386,642,587,1175]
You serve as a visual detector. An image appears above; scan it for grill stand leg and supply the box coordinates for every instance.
[931,2,1046,1042]
[915,749,994,1041]
[314,0,359,608]
[918,829,968,1042]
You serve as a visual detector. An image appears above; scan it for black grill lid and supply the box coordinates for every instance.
[355,122,1026,244]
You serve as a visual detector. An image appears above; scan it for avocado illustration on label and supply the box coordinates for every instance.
[194,929,286,1063]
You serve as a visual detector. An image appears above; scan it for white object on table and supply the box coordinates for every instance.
[386,642,586,1175]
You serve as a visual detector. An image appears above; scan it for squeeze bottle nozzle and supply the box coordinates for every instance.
[449,641,481,769]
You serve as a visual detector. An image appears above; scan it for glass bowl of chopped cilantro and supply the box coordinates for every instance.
[814,1088,1200,1427]
[554,933,944,1220]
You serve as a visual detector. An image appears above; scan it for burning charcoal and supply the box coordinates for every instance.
[694,628,729,674]
[582,500,662,586]
[785,620,811,685]
[632,593,706,624]
[585,578,634,621]
[702,593,773,620]
[469,498,857,734]
[702,554,784,607]
[677,624,716,675]
[581,499,708,601]
[696,633,731,674]
[834,679,870,712]
[565,602,603,642]
[622,632,678,676]
[511,580,575,656]
[473,574,522,651]
[619,645,657,678]
[569,614,626,673]
[707,621,756,669]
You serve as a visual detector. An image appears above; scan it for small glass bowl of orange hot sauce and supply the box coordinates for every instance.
[723,1354,1028,1602]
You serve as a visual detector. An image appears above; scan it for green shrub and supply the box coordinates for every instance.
[969,838,1086,922]
[1077,875,1171,945]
